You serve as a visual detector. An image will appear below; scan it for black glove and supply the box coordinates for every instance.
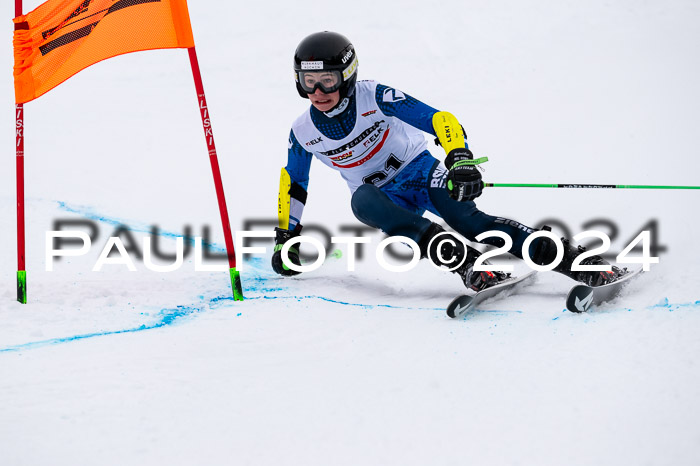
[445,148,483,202]
[271,226,303,276]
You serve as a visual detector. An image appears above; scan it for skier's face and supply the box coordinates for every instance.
[308,87,340,112]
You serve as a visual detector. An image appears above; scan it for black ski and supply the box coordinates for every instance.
[446,271,538,318]
[565,268,643,313]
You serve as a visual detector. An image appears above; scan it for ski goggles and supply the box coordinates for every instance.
[297,70,343,94]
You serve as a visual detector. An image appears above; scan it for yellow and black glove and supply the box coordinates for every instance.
[271,225,303,276]
[445,148,483,201]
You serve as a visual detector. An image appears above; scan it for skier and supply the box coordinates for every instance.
[272,31,618,291]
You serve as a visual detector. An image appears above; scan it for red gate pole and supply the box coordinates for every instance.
[15,0,27,304]
[16,103,26,304]
[187,46,243,301]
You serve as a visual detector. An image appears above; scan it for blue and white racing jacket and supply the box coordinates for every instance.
[285,80,441,228]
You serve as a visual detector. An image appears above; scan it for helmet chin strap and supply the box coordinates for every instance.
[323,96,350,118]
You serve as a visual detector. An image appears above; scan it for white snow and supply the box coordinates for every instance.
[1,1,699,465]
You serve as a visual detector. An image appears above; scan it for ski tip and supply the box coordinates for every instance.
[446,295,474,318]
[446,297,457,318]
[565,284,595,313]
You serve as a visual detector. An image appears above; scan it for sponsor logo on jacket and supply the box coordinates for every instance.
[319,121,385,156]
[330,150,354,162]
[305,136,322,147]
[322,123,391,169]
[382,88,405,102]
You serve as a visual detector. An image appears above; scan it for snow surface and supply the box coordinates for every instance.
[1,1,699,465]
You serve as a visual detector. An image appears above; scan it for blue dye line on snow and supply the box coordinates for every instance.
[648,297,700,311]
[252,294,444,311]
[5,291,696,352]
[56,201,225,252]
[552,297,700,320]
[0,304,205,353]
[0,292,447,353]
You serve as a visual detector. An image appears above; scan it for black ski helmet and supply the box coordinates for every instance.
[293,31,358,99]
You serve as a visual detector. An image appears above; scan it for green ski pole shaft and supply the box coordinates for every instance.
[484,183,700,190]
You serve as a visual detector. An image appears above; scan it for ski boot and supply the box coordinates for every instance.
[531,228,621,286]
[418,223,510,292]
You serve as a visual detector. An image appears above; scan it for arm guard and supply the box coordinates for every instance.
[278,167,308,230]
[278,167,292,229]
[432,111,467,155]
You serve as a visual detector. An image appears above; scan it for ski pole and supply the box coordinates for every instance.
[461,158,699,189]
[483,183,700,190]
